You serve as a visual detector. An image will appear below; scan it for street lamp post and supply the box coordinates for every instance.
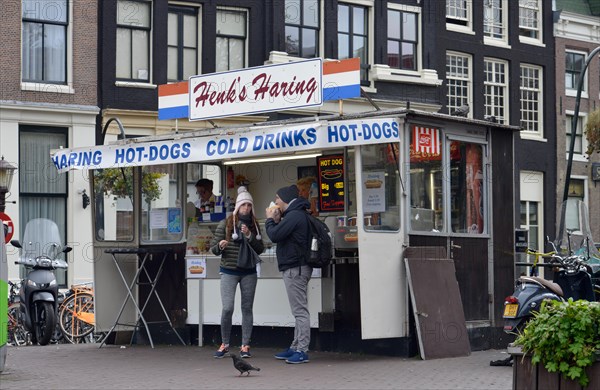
[0,156,17,213]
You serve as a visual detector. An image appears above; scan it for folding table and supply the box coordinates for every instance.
[99,247,186,348]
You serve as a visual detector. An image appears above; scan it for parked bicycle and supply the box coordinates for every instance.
[7,281,30,346]
[58,283,96,343]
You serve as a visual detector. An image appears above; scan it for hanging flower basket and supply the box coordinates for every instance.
[585,108,600,156]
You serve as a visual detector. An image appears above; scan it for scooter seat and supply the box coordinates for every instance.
[519,276,563,297]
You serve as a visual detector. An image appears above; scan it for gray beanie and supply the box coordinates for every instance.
[276,185,299,203]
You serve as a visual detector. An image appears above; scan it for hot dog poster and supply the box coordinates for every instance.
[186,257,207,279]
[362,171,385,213]
[318,155,345,212]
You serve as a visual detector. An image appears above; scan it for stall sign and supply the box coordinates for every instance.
[186,257,206,279]
[189,58,322,121]
[318,155,345,212]
[52,117,400,173]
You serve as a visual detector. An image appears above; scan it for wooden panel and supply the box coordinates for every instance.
[513,355,537,390]
[405,246,447,259]
[559,375,583,390]
[537,365,560,390]
[450,237,488,320]
[405,258,470,359]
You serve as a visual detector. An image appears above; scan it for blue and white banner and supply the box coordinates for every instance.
[52,118,400,173]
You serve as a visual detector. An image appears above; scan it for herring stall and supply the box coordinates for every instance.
[52,108,517,355]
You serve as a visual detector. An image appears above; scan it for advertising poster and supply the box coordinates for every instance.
[317,155,345,212]
[362,171,385,213]
[186,257,206,279]
[167,208,182,233]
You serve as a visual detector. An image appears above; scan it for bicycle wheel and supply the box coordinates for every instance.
[7,303,28,346]
[59,292,95,340]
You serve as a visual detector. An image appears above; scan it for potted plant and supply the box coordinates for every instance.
[513,299,600,388]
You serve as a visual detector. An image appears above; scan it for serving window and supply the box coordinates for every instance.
[409,125,487,234]
[360,143,401,232]
[93,167,135,241]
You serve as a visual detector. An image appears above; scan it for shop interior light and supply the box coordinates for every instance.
[223,152,322,165]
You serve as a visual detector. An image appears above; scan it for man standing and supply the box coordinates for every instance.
[265,185,312,364]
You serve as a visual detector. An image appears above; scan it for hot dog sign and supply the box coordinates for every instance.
[318,155,345,212]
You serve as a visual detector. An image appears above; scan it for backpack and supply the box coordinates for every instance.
[305,214,333,268]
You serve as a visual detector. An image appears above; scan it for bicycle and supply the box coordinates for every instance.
[7,281,30,346]
[58,283,95,343]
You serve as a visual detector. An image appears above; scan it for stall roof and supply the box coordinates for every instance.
[51,109,519,173]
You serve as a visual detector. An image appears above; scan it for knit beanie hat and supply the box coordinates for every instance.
[232,186,261,240]
[276,185,298,203]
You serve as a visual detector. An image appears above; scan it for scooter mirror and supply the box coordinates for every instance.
[62,246,72,254]
[10,240,21,248]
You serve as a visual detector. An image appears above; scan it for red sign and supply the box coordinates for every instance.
[0,212,14,243]
[317,155,345,212]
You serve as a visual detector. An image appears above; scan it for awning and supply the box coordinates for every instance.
[51,116,401,173]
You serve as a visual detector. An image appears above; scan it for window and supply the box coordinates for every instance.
[566,113,585,156]
[387,8,417,71]
[520,201,540,254]
[446,52,471,118]
[168,6,199,82]
[483,0,507,44]
[22,0,68,84]
[285,0,320,58]
[116,0,151,82]
[565,51,586,95]
[520,170,544,270]
[141,164,184,243]
[338,3,369,84]
[520,64,543,134]
[19,127,68,286]
[216,8,247,72]
[484,59,508,124]
[361,143,401,232]
[565,179,585,232]
[519,0,541,42]
[409,126,443,232]
[446,0,471,31]
[449,141,486,234]
[93,168,135,241]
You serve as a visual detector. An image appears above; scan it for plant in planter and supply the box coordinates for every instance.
[515,299,600,387]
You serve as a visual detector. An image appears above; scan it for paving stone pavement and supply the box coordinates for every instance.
[0,344,513,390]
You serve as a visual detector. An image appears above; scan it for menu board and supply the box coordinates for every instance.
[317,154,345,212]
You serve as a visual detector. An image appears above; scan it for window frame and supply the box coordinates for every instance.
[215,7,248,72]
[284,0,321,59]
[18,126,69,287]
[483,58,509,124]
[446,51,472,119]
[565,50,588,98]
[446,0,473,34]
[519,63,543,137]
[565,111,588,162]
[483,0,509,47]
[116,0,153,83]
[338,1,371,86]
[167,5,200,82]
[518,0,543,46]
[21,0,73,93]
[386,6,419,72]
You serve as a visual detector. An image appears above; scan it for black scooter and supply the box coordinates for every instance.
[11,218,70,346]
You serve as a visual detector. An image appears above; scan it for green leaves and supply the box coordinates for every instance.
[515,299,600,387]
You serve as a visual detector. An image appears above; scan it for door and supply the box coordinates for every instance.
[355,143,408,339]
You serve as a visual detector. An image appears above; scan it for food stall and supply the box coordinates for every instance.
[52,108,517,354]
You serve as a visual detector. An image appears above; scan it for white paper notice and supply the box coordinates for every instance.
[150,209,168,229]
[363,171,386,213]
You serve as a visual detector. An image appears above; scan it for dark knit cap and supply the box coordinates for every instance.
[276,185,299,203]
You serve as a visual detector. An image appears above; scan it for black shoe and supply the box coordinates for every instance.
[490,357,513,366]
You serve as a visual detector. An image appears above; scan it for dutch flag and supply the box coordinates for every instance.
[322,58,361,101]
[158,81,189,120]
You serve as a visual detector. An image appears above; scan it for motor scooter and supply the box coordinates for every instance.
[491,200,599,366]
[10,218,70,346]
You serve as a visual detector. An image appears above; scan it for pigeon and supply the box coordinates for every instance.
[451,104,469,117]
[230,353,261,376]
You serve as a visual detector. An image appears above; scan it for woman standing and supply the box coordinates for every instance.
[210,186,264,358]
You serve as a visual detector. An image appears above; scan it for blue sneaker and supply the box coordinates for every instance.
[214,343,229,358]
[274,348,296,360]
[285,351,309,364]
